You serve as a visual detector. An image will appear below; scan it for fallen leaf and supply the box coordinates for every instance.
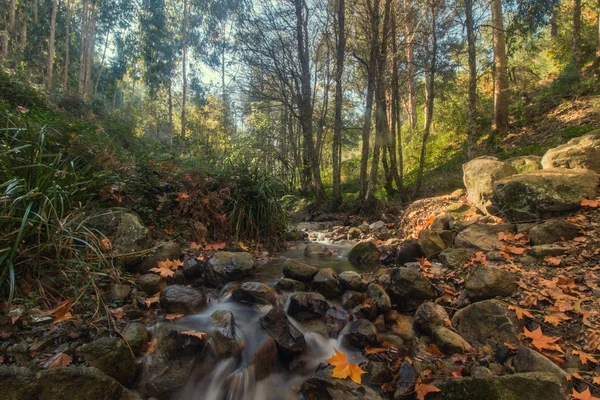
[101,237,112,250]
[415,383,441,400]
[150,258,183,279]
[500,245,526,255]
[544,256,562,266]
[327,348,366,384]
[572,387,600,400]
[524,327,564,353]
[189,242,202,250]
[180,330,207,340]
[544,307,571,326]
[508,305,533,320]
[164,228,174,235]
[177,191,190,202]
[572,350,599,365]
[205,242,227,251]
[364,346,387,355]
[45,353,72,369]
[581,198,600,208]
[143,297,159,308]
[49,300,74,324]
[593,376,600,385]
[165,313,185,321]
[144,338,157,354]
[109,307,125,320]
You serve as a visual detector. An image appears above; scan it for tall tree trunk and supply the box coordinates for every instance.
[16,19,27,66]
[181,0,188,138]
[2,0,17,63]
[94,29,111,96]
[573,0,582,76]
[391,8,403,194]
[79,0,89,96]
[332,0,346,206]
[465,0,477,159]
[169,80,174,148]
[295,0,325,200]
[84,4,98,99]
[415,0,438,196]
[360,0,380,201]
[491,0,509,138]
[47,0,58,90]
[404,0,417,132]
[597,0,600,59]
[63,0,71,93]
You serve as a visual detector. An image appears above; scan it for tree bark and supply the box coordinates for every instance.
[169,80,174,148]
[332,0,346,206]
[391,9,403,195]
[63,0,71,93]
[16,18,26,66]
[78,0,89,96]
[465,0,477,159]
[84,4,98,99]
[181,0,188,138]
[573,0,582,76]
[47,0,58,90]
[597,0,600,59]
[295,0,325,200]
[415,0,438,196]
[94,29,111,96]
[491,0,509,138]
[2,0,17,63]
[404,0,417,131]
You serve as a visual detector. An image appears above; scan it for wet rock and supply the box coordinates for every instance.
[366,361,392,385]
[439,248,475,268]
[326,308,350,337]
[339,271,368,292]
[312,268,342,298]
[159,285,207,314]
[137,273,165,295]
[76,337,135,385]
[431,372,566,400]
[347,227,363,240]
[108,284,131,302]
[367,283,391,312]
[232,282,276,305]
[141,349,197,397]
[340,319,378,348]
[275,278,306,292]
[287,292,329,321]
[138,241,182,273]
[393,239,423,265]
[369,221,386,232]
[392,315,416,342]
[251,336,278,381]
[122,322,149,356]
[304,244,331,258]
[529,219,580,245]
[452,299,521,348]
[300,319,329,337]
[454,223,516,251]
[530,244,568,258]
[206,252,255,285]
[348,241,382,265]
[418,229,447,259]
[394,360,417,400]
[259,308,306,356]
[512,346,567,377]
[463,156,517,213]
[465,265,519,301]
[505,155,543,174]
[342,291,368,310]
[282,259,318,282]
[386,267,436,309]
[36,366,138,400]
[211,310,245,358]
[492,168,599,221]
[182,257,203,280]
[414,302,449,333]
[431,326,473,353]
[352,301,379,321]
[541,130,600,173]
[301,368,386,400]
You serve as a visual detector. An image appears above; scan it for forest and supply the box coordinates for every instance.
[1,0,600,399]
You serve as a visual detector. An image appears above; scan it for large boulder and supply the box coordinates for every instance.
[385,267,436,309]
[529,219,580,245]
[465,265,519,301]
[287,292,329,321]
[282,259,318,282]
[463,156,517,212]
[159,285,207,314]
[454,223,516,251]
[301,368,386,400]
[210,310,245,358]
[417,229,447,259]
[505,156,543,174]
[452,299,521,348]
[232,282,277,305]
[348,242,382,265]
[430,372,566,400]
[206,252,255,286]
[76,337,136,386]
[340,319,379,348]
[311,268,342,298]
[259,308,306,356]
[492,168,599,222]
[541,131,600,173]
[512,346,567,377]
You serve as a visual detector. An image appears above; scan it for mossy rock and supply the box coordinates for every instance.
[348,242,381,265]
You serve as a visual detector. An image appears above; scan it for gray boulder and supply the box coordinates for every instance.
[259,308,306,356]
[463,156,517,213]
[340,319,379,349]
[282,259,318,282]
[210,310,245,358]
[512,346,567,377]
[138,241,182,274]
[339,271,368,292]
[206,252,255,286]
[386,267,436,309]
[348,242,382,265]
[417,229,447,259]
[439,248,475,268]
[465,265,519,301]
[367,283,391,312]
[529,219,580,245]
[454,223,516,251]
[275,278,306,292]
[311,268,342,298]
[76,337,135,386]
[122,322,149,356]
[542,130,600,173]
[232,282,276,305]
[136,273,164,295]
[287,292,329,321]
[159,285,207,314]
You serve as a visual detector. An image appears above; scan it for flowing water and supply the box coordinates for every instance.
[161,242,373,400]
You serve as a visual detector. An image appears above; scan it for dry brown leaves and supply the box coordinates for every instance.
[150,258,183,279]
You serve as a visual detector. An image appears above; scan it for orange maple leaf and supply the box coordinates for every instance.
[205,242,227,251]
[327,348,366,384]
[508,305,533,320]
[544,256,562,266]
[524,327,564,353]
[500,245,526,255]
[572,350,599,366]
[180,330,208,340]
[48,299,74,324]
[150,258,183,279]
[572,387,600,400]
[415,383,441,400]
[581,198,600,208]
[143,297,159,308]
[165,313,185,321]
[544,306,571,326]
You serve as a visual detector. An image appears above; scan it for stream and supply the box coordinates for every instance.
[155,242,373,400]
